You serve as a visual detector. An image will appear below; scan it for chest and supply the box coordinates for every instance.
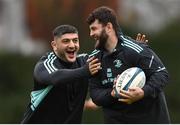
[56,60,87,93]
[99,52,133,87]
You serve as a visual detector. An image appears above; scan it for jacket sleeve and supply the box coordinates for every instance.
[135,47,170,98]
[89,74,117,107]
[33,61,91,85]
[142,70,169,98]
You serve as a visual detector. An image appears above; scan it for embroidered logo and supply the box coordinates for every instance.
[113,59,122,68]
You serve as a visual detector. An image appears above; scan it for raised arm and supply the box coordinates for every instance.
[34,57,101,85]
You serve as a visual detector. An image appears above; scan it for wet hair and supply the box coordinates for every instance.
[53,25,78,38]
[86,6,122,36]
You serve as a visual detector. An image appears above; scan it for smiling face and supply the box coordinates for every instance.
[51,33,79,63]
[89,20,108,49]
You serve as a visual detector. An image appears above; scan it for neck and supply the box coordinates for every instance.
[106,34,118,53]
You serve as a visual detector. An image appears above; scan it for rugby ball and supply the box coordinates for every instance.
[115,67,146,93]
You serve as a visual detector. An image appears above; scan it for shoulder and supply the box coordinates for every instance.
[39,52,57,62]
[120,35,144,54]
[35,52,58,73]
[37,52,57,67]
[120,35,155,57]
[119,35,147,64]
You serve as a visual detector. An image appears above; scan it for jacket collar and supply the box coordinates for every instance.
[112,36,123,54]
[100,36,123,58]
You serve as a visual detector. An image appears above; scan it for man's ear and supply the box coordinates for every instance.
[106,22,113,33]
[51,40,57,51]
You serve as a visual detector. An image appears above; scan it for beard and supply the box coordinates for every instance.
[95,29,108,50]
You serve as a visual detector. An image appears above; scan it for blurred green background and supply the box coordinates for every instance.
[0,0,179,123]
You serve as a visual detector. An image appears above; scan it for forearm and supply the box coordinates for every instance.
[90,85,116,107]
[50,65,91,85]
[34,64,91,85]
[142,71,169,98]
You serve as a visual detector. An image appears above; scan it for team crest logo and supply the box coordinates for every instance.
[113,59,122,68]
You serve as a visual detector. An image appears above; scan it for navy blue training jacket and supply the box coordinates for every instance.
[89,35,170,124]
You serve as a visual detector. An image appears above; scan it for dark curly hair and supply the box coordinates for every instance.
[86,6,122,36]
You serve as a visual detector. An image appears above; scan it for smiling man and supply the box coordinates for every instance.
[21,25,101,124]
[87,6,170,124]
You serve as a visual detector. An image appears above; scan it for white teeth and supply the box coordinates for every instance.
[67,50,75,52]
[66,50,75,55]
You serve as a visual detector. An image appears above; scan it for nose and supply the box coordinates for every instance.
[68,41,75,48]
[90,30,94,37]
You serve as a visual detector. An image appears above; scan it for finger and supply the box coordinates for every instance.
[91,69,100,75]
[128,87,138,91]
[136,33,141,41]
[119,92,131,99]
[87,56,95,63]
[90,58,99,65]
[145,40,148,43]
[96,65,102,70]
[90,63,101,69]
[120,89,132,97]
[91,70,97,75]
[91,63,101,69]
[90,65,102,75]
[111,89,115,97]
[140,35,146,42]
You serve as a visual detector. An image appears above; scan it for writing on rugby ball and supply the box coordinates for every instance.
[115,67,146,92]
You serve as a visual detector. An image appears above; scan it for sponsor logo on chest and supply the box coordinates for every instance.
[101,59,123,85]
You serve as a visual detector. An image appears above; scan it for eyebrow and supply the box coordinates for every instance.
[62,37,78,40]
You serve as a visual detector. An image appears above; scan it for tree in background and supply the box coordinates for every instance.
[25,0,119,51]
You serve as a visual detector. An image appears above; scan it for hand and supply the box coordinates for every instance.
[111,75,120,98]
[84,98,99,110]
[136,33,148,43]
[118,87,144,104]
[87,56,101,75]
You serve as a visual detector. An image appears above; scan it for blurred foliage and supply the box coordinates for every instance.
[151,20,180,123]
[0,53,38,123]
[26,0,118,43]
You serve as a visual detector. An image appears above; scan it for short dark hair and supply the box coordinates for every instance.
[53,25,78,38]
[86,6,122,36]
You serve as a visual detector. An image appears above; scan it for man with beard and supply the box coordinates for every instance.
[21,25,101,124]
[87,6,170,123]
[84,33,148,110]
